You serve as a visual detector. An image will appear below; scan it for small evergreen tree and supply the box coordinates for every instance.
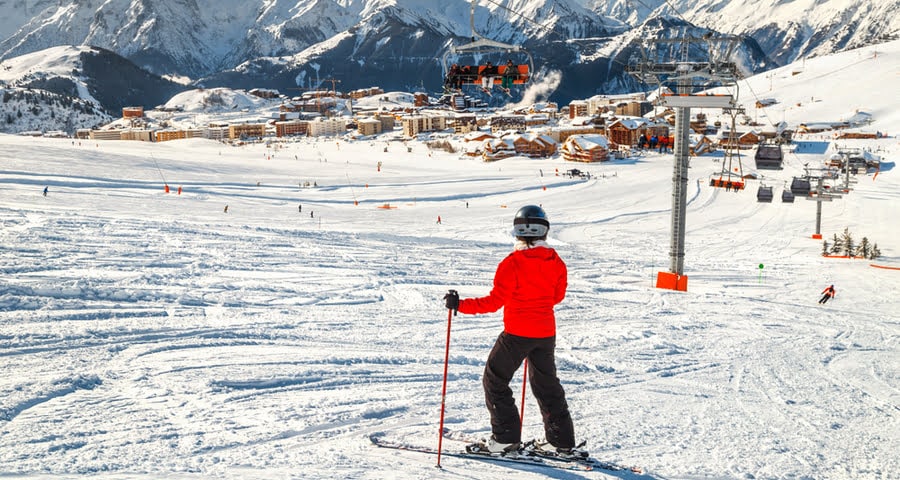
[857,237,871,259]
[870,244,881,260]
[841,227,855,257]
[822,240,830,256]
[830,233,843,255]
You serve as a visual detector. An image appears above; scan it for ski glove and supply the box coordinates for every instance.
[444,290,459,315]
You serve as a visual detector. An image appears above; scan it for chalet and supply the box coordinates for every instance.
[463,131,496,143]
[503,133,557,158]
[461,131,495,157]
[482,138,516,161]
[606,117,646,147]
[689,134,716,156]
[606,117,667,147]
[547,125,603,143]
[755,98,778,108]
[718,128,761,149]
[560,134,612,163]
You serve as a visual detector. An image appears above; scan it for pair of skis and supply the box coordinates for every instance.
[370,431,644,474]
[421,308,643,474]
[481,87,512,97]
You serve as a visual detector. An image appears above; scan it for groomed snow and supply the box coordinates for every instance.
[1,42,898,480]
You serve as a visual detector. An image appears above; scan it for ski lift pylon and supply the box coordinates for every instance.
[441,0,534,90]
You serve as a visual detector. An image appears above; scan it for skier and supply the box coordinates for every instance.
[819,284,836,304]
[500,59,517,94]
[443,205,584,458]
[43,186,48,197]
[436,215,442,224]
[480,61,498,92]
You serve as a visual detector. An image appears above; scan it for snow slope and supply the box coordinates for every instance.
[0,43,898,480]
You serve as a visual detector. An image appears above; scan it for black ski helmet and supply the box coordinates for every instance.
[512,205,549,238]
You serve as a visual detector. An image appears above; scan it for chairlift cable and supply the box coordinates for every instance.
[150,153,168,186]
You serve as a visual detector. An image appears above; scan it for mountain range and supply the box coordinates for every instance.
[0,0,897,129]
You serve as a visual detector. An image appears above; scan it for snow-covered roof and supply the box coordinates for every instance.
[566,134,609,150]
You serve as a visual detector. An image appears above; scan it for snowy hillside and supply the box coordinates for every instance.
[0,38,898,480]
[581,0,900,64]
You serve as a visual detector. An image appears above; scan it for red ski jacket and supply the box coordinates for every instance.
[458,245,567,338]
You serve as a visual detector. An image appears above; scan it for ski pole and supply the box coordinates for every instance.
[519,359,528,434]
[436,299,455,468]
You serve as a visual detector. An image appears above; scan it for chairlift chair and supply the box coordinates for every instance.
[441,0,534,92]
[709,172,745,191]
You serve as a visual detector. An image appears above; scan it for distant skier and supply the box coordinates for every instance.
[224,205,229,214]
[43,186,48,197]
[819,284,836,304]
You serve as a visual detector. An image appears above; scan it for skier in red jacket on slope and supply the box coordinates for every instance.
[819,284,836,304]
[444,205,583,458]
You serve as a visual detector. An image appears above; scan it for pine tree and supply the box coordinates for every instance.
[857,237,871,259]
[830,233,843,255]
[840,227,855,257]
[822,240,830,256]
[870,243,881,260]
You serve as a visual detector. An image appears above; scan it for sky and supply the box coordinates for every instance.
[0,40,898,480]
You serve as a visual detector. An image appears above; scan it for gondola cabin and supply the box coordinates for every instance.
[754,143,783,170]
[790,177,812,196]
[757,185,774,202]
[781,189,795,203]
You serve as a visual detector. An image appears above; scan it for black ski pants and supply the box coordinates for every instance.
[483,332,575,448]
